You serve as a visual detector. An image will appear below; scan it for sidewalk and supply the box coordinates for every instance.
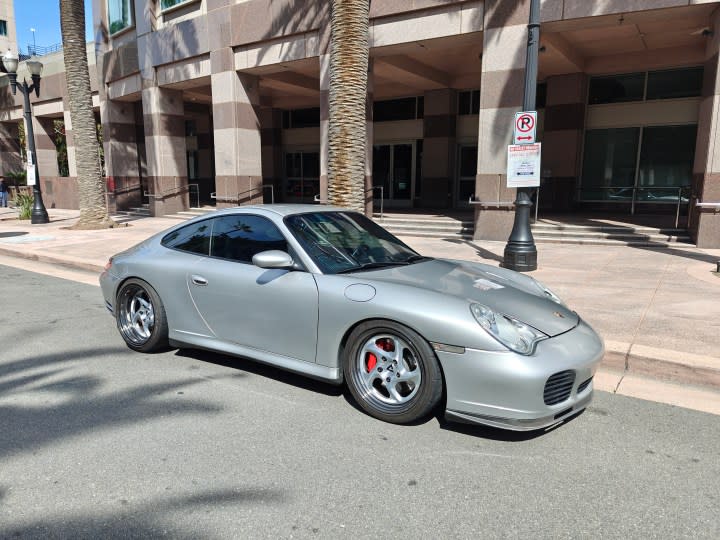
[2,207,720,413]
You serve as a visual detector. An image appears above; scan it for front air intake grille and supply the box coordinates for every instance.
[544,370,576,405]
[577,377,593,394]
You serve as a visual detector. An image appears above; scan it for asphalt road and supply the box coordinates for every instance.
[0,264,718,539]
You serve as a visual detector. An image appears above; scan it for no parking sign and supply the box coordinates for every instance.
[513,111,537,144]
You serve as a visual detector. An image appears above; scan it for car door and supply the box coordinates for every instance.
[187,213,319,364]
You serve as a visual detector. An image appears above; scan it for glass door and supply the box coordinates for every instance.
[373,142,415,207]
[457,145,477,207]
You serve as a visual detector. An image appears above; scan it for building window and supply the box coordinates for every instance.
[646,67,703,100]
[107,0,133,35]
[457,145,477,203]
[160,0,196,12]
[373,97,424,122]
[458,90,480,115]
[0,20,7,37]
[589,73,645,104]
[282,108,320,129]
[589,67,703,105]
[580,125,696,202]
[285,151,320,200]
[536,83,547,109]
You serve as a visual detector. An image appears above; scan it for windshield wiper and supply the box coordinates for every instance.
[336,261,410,274]
[404,255,433,264]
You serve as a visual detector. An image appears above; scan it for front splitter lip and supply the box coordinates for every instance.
[445,391,594,432]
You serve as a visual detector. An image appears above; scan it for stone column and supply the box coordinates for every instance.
[541,73,587,212]
[692,10,720,247]
[32,116,60,178]
[142,85,189,215]
[101,98,142,212]
[211,47,262,208]
[474,0,531,240]
[0,122,22,177]
[260,103,282,204]
[421,89,457,209]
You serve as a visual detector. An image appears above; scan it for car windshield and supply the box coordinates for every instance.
[284,211,425,274]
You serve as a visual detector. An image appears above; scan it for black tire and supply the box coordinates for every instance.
[343,320,443,424]
[116,278,169,353]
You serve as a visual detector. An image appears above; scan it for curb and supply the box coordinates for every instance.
[0,246,104,275]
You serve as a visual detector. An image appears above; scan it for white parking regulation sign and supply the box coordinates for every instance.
[507,143,541,187]
[513,111,537,144]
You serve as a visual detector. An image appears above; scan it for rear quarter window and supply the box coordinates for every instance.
[161,219,212,255]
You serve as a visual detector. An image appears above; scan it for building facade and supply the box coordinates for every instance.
[1,0,720,247]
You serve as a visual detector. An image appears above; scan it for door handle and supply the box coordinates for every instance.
[191,275,208,286]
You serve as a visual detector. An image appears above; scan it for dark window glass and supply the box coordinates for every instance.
[458,91,472,115]
[458,90,480,115]
[536,83,547,109]
[646,67,703,100]
[161,219,212,255]
[374,98,419,122]
[459,146,478,177]
[415,139,423,198]
[417,96,424,119]
[637,125,696,201]
[282,110,291,129]
[589,73,645,104]
[286,153,302,178]
[302,152,320,178]
[0,20,7,37]
[210,215,288,263]
[581,128,640,200]
[292,108,320,128]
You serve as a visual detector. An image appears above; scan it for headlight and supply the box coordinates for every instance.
[533,279,565,305]
[470,303,547,355]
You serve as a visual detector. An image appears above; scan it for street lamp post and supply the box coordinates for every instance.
[2,50,49,224]
[503,0,540,272]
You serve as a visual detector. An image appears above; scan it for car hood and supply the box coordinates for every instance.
[359,259,578,337]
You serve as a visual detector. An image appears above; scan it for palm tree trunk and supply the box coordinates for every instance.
[327,0,369,213]
[60,0,114,228]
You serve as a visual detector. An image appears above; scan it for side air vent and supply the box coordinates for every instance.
[577,377,593,394]
[544,370,576,405]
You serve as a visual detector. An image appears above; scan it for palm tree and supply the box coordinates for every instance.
[327,0,369,213]
[60,0,114,228]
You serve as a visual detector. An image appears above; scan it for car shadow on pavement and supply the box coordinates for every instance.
[174,348,344,397]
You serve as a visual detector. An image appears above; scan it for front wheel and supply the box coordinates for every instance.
[343,321,443,424]
[116,278,169,353]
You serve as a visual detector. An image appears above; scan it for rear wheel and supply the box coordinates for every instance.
[344,321,442,424]
[116,278,169,353]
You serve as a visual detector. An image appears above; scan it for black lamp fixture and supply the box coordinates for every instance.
[2,49,49,224]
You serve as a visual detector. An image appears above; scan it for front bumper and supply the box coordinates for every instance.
[439,318,604,431]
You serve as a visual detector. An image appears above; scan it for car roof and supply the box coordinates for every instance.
[215,204,352,217]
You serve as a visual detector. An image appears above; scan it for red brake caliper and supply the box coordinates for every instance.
[365,338,395,373]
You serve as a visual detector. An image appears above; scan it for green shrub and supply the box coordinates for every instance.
[13,192,34,220]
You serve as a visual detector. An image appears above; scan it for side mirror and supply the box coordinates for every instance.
[252,250,295,269]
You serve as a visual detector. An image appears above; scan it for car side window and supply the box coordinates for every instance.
[161,219,212,255]
[210,215,288,263]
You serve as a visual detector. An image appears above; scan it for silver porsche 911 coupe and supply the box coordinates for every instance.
[100,205,604,431]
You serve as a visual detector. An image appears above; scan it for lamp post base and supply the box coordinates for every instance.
[30,193,49,224]
[502,188,537,272]
[503,244,537,272]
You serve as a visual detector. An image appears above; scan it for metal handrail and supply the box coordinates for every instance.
[468,195,515,207]
[211,184,274,204]
[112,183,142,196]
[144,183,190,200]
